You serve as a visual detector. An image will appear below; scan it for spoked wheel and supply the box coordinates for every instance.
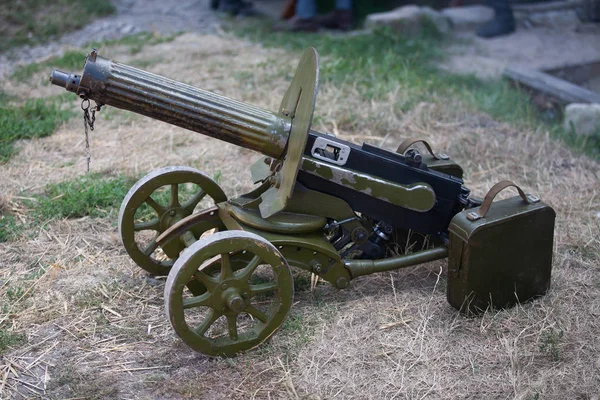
[119,166,227,275]
[165,231,294,356]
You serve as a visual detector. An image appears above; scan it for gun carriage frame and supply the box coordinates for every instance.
[50,48,497,356]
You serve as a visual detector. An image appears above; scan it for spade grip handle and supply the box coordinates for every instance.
[50,51,291,158]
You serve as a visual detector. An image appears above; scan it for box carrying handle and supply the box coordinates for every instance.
[396,138,449,160]
[467,180,540,221]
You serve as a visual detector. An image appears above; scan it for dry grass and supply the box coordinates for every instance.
[0,32,598,399]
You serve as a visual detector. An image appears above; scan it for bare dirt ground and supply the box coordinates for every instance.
[1,2,600,399]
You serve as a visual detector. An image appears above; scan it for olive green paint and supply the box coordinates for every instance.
[447,196,555,314]
[301,158,436,212]
[259,48,320,218]
[51,52,291,159]
[118,166,227,276]
[165,231,294,356]
[51,48,546,359]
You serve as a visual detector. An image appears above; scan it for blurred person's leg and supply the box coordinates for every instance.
[218,0,256,16]
[477,0,515,38]
[273,0,319,31]
[296,0,316,20]
[319,0,353,30]
[281,0,297,20]
[336,0,352,10]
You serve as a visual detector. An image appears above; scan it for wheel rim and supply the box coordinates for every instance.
[119,166,227,275]
[165,231,294,356]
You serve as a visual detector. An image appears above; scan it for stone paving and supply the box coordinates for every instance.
[0,0,221,78]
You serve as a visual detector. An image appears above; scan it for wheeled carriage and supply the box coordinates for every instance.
[51,47,555,357]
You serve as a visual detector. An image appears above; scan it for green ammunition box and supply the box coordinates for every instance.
[447,181,556,314]
[396,138,463,178]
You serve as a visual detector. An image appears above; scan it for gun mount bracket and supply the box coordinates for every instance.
[259,47,319,219]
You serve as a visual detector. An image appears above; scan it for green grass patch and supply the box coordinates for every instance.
[29,174,137,220]
[0,91,15,104]
[11,32,182,82]
[0,0,116,53]
[0,213,21,243]
[0,95,74,163]
[11,50,87,82]
[87,31,182,55]
[15,171,211,225]
[235,22,443,105]
[539,328,564,362]
[0,328,26,354]
[434,72,600,158]
[232,22,599,159]
[445,74,540,126]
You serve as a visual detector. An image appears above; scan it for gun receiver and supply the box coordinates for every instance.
[51,48,468,235]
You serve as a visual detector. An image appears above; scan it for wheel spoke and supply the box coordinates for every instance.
[220,253,234,280]
[186,279,207,296]
[159,259,175,267]
[183,189,207,212]
[237,255,262,282]
[145,196,165,214]
[170,184,180,208]
[227,315,238,341]
[246,304,268,323]
[134,218,160,232]
[193,271,219,292]
[183,292,212,309]
[249,281,279,297]
[196,308,220,336]
[142,238,159,256]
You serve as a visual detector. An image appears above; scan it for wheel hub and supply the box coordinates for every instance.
[226,293,245,312]
[159,207,188,231]
[212,279,250,314]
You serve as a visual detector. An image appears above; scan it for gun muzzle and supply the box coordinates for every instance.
[49,70,82,94]
[49,50,291,158]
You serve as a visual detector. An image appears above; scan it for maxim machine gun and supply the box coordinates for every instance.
[50,49,555,356]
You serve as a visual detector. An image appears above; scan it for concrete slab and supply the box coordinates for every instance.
[441,5,494,32]
[365,5,451,36]
[441,27,600,79]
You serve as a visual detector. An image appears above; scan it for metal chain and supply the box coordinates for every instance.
[81,98,99,172]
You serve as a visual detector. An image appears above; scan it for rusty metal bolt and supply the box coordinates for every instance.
[336,277,349,289]
[89,48,98,62]
[351,227,369,243]
[227,295,244,312]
